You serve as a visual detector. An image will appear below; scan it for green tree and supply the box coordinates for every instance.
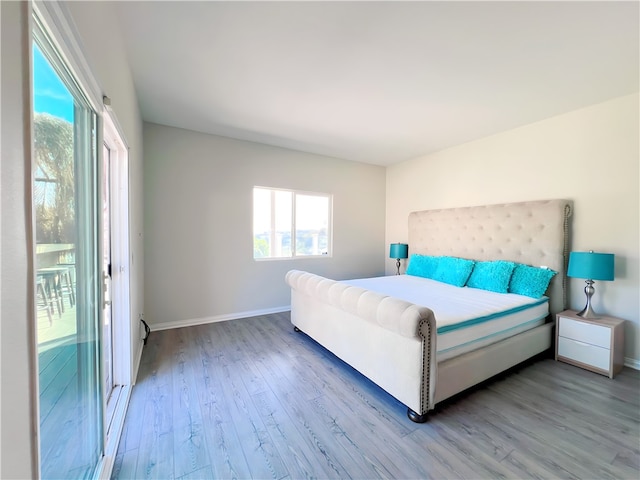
[254,237,269,258]
[33,113,75,243]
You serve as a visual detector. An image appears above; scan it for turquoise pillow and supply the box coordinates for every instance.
[509,264,557,298]
[406,254,440,279]
[466,260,516,293]
[432,256,475,287]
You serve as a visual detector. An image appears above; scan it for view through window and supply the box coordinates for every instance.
[253,187,332,259]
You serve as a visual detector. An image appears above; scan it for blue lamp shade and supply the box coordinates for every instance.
[567,251,615,281]
[389,243,409,259]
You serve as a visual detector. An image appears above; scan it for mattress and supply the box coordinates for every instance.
[343,275,549,361]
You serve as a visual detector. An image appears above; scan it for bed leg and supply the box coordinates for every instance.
[293,326,301,333]
[407,408,428,423]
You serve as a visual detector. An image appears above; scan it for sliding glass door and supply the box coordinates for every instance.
[33,17,103,479]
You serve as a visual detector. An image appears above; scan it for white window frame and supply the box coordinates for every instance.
[253,186,333,260]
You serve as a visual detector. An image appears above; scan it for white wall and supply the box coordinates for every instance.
[386,93,640,364]
[65,0,145,378]
[1,3,39,478]
[144,123,386,329]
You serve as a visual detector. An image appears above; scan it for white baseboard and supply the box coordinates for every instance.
[150,305,292,332]
[624,356,640,370]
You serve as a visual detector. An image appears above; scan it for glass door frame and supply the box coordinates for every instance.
[32,19,103,478]
[32,2,134,478]
[100,109,132,443]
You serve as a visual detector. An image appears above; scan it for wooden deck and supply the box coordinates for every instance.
[37,303,97,479]
[112,311,640,479]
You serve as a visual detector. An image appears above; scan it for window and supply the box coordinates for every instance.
[253,187,332,259]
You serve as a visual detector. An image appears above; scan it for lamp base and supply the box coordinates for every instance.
[576,305,601,320]
[395,258,401,275]
[576,279,601,319]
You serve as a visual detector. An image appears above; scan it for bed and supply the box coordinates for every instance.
[285,199,572,422]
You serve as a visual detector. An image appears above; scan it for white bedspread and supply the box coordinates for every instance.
[343,274,546,332]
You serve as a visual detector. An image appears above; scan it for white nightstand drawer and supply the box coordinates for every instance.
[558,317,610,348]
[557,337,610,371]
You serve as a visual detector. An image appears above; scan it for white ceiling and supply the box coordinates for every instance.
[114,1,639,166]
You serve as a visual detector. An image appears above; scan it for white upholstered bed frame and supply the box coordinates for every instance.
[286,199,573,422]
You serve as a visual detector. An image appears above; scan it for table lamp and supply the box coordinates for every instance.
[567,251,615,319]
[389,243,409,275]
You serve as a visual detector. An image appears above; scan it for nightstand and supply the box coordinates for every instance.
[555,309,625,378]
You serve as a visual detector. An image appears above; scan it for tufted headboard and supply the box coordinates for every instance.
[408,199,573,316]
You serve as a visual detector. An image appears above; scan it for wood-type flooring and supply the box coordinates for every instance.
[112,311,639,479]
